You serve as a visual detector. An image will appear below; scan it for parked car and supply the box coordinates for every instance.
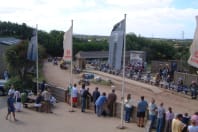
[82,73,94,79]
[0,79,7,96]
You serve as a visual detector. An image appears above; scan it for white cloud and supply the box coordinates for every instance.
[0,0,198,38]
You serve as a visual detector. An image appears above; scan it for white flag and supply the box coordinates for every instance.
[63,26,72,62]
[188,16,198,68]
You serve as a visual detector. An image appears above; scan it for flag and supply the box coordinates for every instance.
[63,26,72,62]
[27,29,37,61]
[108,19,125,70]
[188,16,198,68]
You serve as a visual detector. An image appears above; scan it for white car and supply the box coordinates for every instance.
[0,79,7,96]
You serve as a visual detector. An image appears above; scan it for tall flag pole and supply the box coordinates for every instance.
[63,20,73,111]
[27,25,39,95]
[120,14,127,129]
[36,24,39,95]
[188,16,198,68]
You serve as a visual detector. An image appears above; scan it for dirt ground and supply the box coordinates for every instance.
[43,60,198,115]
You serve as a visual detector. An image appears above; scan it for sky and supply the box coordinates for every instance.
[0,0,198,39]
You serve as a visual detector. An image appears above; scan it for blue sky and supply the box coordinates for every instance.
[172,0,198,9]
[0,0,198,39]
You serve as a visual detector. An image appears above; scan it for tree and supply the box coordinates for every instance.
[5,40,46,90]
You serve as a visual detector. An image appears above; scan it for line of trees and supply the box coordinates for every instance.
[0,20,192,62]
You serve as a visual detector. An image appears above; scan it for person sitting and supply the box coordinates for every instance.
[177,78,184,92]
[34,93,43,111]
[50,95,56,106]
[155,73,161,86]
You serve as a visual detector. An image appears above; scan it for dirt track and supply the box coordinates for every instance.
[43,61,198,115]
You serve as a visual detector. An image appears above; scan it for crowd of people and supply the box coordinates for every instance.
[5,82,56,121]
[138,96,198,132]
[69,83,117,117]
[4,79,198,132]
[68,82,198,132]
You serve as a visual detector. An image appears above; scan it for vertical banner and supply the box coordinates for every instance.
[188,16,198,68]
[63,26,72,62]
[27,29,37,61]
[108,19,125,70]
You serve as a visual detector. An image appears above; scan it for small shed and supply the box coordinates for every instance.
[75,51,109,69]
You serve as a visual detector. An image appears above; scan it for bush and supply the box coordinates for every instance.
[5,76,34,92]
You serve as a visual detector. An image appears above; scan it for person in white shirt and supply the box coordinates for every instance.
[8,85,15,96]
[124,94,133,123]
[71,84,78,107]
[14,89,22,112]
[148,98,157,131]
[42,89,52,113]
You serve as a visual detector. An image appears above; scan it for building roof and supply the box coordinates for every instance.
[75,50,145,59]
[75,51,109,59]
[0,37,21,46]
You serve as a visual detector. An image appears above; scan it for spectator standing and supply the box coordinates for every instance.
[71,84,78,107]
[6,93,17,121]
[42,88,52,113]
[182,113,190,132]
[81,87,91,112]
[156,102,166,132]
[3,70,9,80]
[148,98,157,131]
[191,112,198,126]
[190,81,198,99]
[80,84,86,112]
[137,96,148,127]
[124,94,133,123]
[164,107,174,132]
[92,87,100,113]
[95,92,107,117]
[172,114,185,132]
[14,89,22,112]
[107,89,117,116]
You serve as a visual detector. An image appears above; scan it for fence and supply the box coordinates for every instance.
[45,83,149,123]
[46,84,67,102]
[174,72,198,86]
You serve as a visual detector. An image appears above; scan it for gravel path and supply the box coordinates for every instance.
[43,61,198,115]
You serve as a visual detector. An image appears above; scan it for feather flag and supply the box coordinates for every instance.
[63,26,72,62]
[188,16,198,68]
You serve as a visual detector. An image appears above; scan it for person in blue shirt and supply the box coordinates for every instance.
[95,92,107,117]
[6,93,17,121]
[137,96,148,127]
[92,87,100,113]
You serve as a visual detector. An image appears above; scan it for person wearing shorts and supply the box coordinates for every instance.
[71,84,78,107]
[137,96,148,127]
[6,93,17,121]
